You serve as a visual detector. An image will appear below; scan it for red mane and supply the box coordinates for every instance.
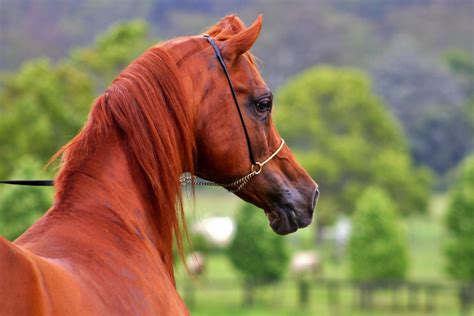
[50,47,195,268]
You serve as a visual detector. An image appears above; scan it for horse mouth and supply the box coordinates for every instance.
[265,208,308,235]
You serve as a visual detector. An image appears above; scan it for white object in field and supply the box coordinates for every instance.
[334,217,351,246]
[186,251,205,276]
[192,216,235,247]
[291,251,320,275]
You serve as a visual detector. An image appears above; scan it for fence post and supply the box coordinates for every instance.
[391,282,401,311]
[327,280,340,306]
[425,284,437,312]
[459,283,474,315]
[243,281,255,306]
[359,282,373,309]
[408,283,419,310]
[298,279,310,307]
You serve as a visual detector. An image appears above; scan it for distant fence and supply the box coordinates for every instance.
[297,278,469,312]
[178,277,474,315]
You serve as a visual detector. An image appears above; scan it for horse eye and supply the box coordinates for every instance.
[256,98,272,112]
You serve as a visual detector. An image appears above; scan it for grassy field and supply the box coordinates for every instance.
[174,190,468,315]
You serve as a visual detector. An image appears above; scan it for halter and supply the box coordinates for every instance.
[0,35,285,193]
[178,35,285,193]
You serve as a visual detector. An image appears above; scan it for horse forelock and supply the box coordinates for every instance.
[206,15,246,40]
[51,46,195,271]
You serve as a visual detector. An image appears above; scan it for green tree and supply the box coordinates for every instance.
[228,203,289,305]
[444,155,474,281]
[0,157,53,240]
[0,59,93,178]
[348,187,408,281]
[0,21,151,179]
[372,38,468,174]
[275,66,431,229]
[446,49,474,97]
[71,20,151,90]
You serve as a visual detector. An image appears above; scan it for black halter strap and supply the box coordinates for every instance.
[203,34,256,166]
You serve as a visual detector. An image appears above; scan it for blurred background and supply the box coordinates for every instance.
[0,1,473,315]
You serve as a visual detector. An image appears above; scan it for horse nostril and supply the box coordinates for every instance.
[311,187,319,212]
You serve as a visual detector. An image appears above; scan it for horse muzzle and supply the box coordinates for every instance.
[265,184,319,235]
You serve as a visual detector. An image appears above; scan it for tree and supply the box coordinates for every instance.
[0,59,93,178]
[228,203,289,305]
[275,66,431,229]
[71,20,151,90]
[371,37,469,173]
[444,155,474,281]
[0,157,53,240]
[0,21,152,179]
[348,187,408,281]
[446,49,474,97]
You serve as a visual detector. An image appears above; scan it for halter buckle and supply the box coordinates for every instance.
[251,162,263,174]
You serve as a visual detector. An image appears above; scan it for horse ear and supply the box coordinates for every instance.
[222,15,262,61]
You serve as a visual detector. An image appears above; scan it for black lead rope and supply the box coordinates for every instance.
[0,180,53,186]
[203,34,256,166]
[0,35,256,187]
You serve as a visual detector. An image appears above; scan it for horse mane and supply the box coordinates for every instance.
[50,47,195,271]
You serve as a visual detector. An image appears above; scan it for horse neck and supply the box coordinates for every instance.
[60,131,163,232]
[20,130,176,279]
[19,46,194,279]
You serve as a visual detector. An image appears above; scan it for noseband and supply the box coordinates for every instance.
[0,35,285,193]
[179,35,285,193]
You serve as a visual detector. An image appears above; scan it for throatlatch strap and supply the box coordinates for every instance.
[203,34,256,166]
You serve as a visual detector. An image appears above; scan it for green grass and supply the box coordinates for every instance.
[176,189,464,315]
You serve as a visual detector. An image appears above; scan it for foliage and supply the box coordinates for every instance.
[0,59,93,178]
[71,20,151,90]
[444,155,474,281]
[348,187,408,281]
[0,21,151,179]
[446,49,474,97]
[228,203,289,284]
[0,157,53,240]
[275,66,431,225]
[372,37,469,174]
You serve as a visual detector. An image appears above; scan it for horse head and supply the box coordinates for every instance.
[168,15,319,235]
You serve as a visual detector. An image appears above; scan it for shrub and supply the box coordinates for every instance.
[228,203,290,284]
[0,157,53,240]
[444,155,474,281]
[276,66,431,227]
[348,187,408,281]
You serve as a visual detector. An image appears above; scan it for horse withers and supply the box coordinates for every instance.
[0,15,318,315]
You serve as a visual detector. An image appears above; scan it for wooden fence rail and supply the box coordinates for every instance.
[178,277,474,314]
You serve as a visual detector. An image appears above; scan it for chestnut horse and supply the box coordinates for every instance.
[0,15,318,315]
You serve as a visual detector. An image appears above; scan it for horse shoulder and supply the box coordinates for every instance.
[0,236,48,315]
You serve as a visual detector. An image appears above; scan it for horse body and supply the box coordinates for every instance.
[1,15,318,314]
